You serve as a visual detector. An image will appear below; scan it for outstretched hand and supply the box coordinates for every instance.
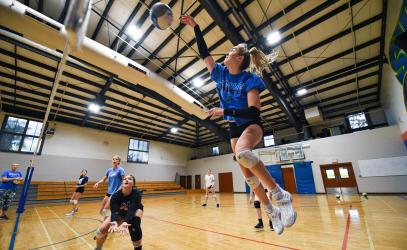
[108,221,119,233]
[118,222,131,236]
[180,15,197,28]
[206,107,224,119]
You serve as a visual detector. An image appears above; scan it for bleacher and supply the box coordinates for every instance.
[14,181,185,202]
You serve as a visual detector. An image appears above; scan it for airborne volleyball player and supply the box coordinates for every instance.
[181,15,297,234]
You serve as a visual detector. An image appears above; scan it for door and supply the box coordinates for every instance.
[180,176,186,189]
[195,175,201,189]
[282,167,297,193]
[320,162,358,193]
[218,172,234,192]
[186,175,192,189]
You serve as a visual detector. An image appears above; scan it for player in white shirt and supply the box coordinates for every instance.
[202,169,219,208]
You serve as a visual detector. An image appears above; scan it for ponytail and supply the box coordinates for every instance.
[235,44,279,75]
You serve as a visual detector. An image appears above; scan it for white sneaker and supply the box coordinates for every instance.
[265,206,284,235]
[274,188,297,227]
[66,211,74,217]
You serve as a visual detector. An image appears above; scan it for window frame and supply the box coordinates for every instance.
[127,138,150,164]
[346,111,371,132]
[0,115,46,155]
[211,146,220,156]
[264,134,275,147]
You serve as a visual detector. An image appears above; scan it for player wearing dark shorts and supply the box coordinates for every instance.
[66,169,88,216]
[94,175,143,250]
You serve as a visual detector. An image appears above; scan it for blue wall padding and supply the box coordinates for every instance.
[293,162,316,194]
[245,164,284,193]
[267,165,285,189]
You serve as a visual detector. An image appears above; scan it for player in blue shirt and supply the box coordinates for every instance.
[0,163,23,220]
[94,155,125,217]
[66,169,89,216]
[181,15,297,235]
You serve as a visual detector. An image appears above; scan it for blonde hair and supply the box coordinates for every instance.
[112,155,121,162]
[234,44,278,75]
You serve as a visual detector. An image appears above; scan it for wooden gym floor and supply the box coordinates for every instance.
[1,193,406,250]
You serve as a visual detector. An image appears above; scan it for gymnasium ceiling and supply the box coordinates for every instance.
[0,0,386,147]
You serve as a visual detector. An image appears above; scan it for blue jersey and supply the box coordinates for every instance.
[211,63,266,126]
[0,170,23,191]
[106,167,125,195]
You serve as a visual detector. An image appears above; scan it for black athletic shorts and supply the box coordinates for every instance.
[105,193,111,197]
[207,185,214,189]
[229,119,263,139]
[75,187,85,193]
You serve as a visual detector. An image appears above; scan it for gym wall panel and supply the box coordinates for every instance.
[188,125,407,193]
[0,112,191,181]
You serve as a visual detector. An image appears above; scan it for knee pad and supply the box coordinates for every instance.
[95,228,107,239]
[102,209,111,217]
[69,200,74,204]
[133,241,141,249]
[245,176,260,190]
[130,217,142,242]
[254,200,261,209]
[236,149,259,169]
[73,200,78,205]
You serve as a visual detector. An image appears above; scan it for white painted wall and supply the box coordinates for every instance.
[0,112,191,182]
[381,0,407,134]
[188,126,407,193]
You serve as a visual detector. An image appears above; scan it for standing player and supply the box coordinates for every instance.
[181,15,297,234]
[202,169,219,208]
[94,175,143,250]
[0,163,23,220]
[66,169,89,216]
[249,186,274,231]
[93,155,125,217]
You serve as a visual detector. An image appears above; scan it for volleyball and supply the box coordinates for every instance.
[150,2,173,30]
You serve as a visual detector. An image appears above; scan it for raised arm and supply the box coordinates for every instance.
[93,175,108,189]
[180,15,215,73]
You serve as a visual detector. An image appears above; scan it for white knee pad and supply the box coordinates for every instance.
[245,176,260,189]
[73,200,78,205]
[236,149,259,168]
[102,209,111,217]
[95,228,107,239]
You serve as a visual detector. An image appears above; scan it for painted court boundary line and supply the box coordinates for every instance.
[341,204,352,250]
[146,216,300,250]
[34,208,57,250]
[47,207,93,249]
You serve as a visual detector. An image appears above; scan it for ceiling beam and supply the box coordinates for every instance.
[91,0,115,40]
[376,0,387,100]
[293,56,383,91]
[109,2,143,49]
[268,0,363,52]
[58,0,71,23]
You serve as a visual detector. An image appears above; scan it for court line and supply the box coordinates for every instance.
[363,215,375,250]
[379,198,397,212]
[145,216,300,250]
[341,204,352,250]
[34,208,57,250]
[46,207,94,249]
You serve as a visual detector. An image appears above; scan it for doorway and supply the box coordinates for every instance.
[186,175,192,189]
[218,172,234,192]
[320,162,358,194]
[282,167,297,193]
[195,175,201,189]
